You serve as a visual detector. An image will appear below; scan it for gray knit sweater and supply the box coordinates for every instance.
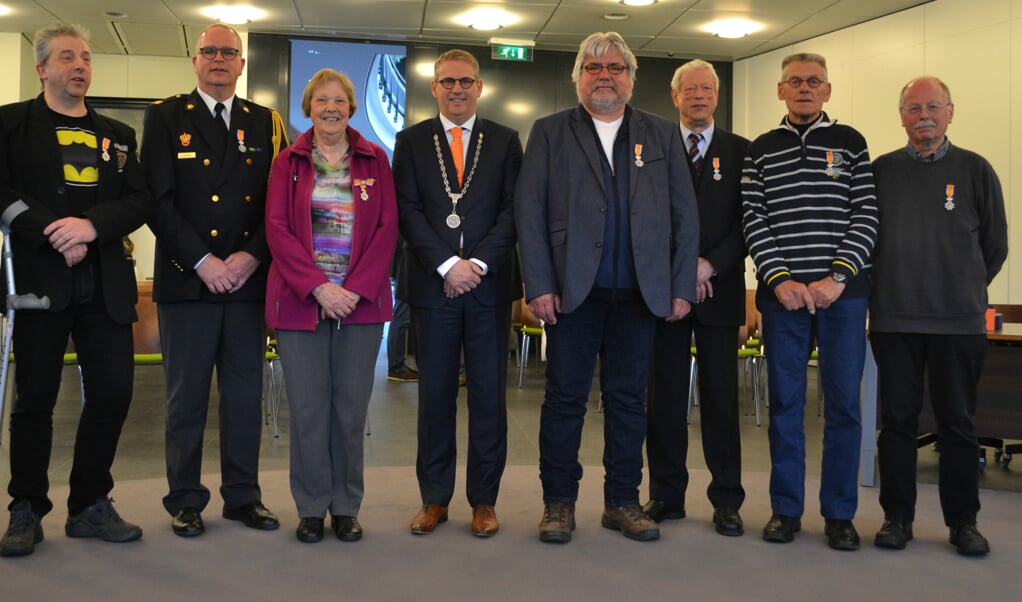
[869,142,1008,334]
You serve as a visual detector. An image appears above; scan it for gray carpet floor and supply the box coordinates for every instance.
[4,464,1019,601]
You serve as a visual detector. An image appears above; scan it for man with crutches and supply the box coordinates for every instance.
[0,23,150,557]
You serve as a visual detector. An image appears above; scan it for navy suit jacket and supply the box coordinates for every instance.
[0,94,150,323]
[515,106,699,317]
[393,115,523,308]
[689,127,749,327]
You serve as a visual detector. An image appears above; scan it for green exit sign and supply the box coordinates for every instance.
[492,45,532,62]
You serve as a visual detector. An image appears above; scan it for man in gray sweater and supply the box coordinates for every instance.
[870,76,1008,557]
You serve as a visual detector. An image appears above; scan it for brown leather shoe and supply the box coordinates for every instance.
[471,505,499,537]
[410,504,448,534]
[601,505,660,541]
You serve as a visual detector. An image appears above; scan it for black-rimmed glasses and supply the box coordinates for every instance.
[437,77,477,89]
[198,46,241,61]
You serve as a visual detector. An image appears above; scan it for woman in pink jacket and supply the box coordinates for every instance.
[265,68,398,543]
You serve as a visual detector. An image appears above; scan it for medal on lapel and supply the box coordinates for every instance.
[354,178,376,201]
[944,184,955,211]
[101,138,111,162]
[633,144,644,167]
[237,129,246,152]
[712,157,722,181]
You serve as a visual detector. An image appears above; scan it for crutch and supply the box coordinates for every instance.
[0,200,51,444]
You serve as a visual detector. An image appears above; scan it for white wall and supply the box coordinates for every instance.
[734,0,1020,303]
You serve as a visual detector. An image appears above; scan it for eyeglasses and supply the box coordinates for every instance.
[437,77,477,90]
[782,77,826,89]
[582,63,627,75]
[197,46,241,61]
[901,102,951,115]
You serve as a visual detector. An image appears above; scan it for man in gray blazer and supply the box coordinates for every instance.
[515,31,699,544]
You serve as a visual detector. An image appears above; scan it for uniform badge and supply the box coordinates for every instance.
[116,150,127,170]
[180,132,192,147]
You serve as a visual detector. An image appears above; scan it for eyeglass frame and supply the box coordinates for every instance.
[780,76,827,89]
[436,77,478,90]
[197,46,241,61]
[900,102,952,116]
[581,63,628,76]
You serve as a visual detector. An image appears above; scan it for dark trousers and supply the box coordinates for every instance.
[540,294,655,506]
[647,317,745,509]
[412,295,510,507]
[8,292,133,517]
[159,300,265,514]
[871,331,986,526]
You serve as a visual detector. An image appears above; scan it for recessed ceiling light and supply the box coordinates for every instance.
[456,8,519,31]
[620,0,657,6]
[201,4,266,25]
[0,4,11,17]
[703,18,762,39]
[104,11,128,19]
[603,13,630,21]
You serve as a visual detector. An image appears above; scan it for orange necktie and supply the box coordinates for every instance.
[450,127,464,186]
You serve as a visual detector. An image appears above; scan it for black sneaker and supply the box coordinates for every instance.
[387,367,418,382]
[874,519,913,550]
[0,501,43,557]
[824,518,860,551]
[65,498,143,543]
[949,523,990,556]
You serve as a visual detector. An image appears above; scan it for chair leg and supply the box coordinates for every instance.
[517,333,530,389]
[687,356,697,424]
[267,359,280,438]
[751,357,762,427]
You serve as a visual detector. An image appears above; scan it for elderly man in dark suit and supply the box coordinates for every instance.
[515,32,699,544]
[0,23,149,557]
[393,49,522,538]
[141,23,286,538]
[644,59,749,536]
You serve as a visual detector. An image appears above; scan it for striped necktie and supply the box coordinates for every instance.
[688,132,704,177]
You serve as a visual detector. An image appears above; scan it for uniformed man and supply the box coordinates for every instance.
[140,23,287,538]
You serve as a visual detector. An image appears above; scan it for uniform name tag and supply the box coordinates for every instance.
[177,152,197,159]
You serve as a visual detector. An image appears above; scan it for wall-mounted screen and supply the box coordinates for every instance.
[289,39,406,159]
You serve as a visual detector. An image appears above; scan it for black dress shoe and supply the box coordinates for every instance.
[762,514,801,543]
[223,502,280,531]
[949,523,990,556]
[171,508,205,537]
[874,519,913,550]
[824,518,860,551]
[331,515,363,542]
[642,499,686,523]
[712,507,744,536]
[296,518,324,543]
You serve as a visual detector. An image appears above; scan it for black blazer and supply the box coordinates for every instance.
[690,127,749,327]
[141,90,276,304]
[0,94,150,324]
[393,116,523,308]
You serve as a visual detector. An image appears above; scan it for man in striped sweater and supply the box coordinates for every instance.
[741,53,878,551]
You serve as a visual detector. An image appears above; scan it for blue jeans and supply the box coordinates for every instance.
[760,295,867,519]
[539,294,655,506]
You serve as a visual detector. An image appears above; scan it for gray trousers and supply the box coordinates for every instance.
[277,320,383,518]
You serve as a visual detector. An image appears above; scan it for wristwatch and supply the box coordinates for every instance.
[829,272,848,284]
